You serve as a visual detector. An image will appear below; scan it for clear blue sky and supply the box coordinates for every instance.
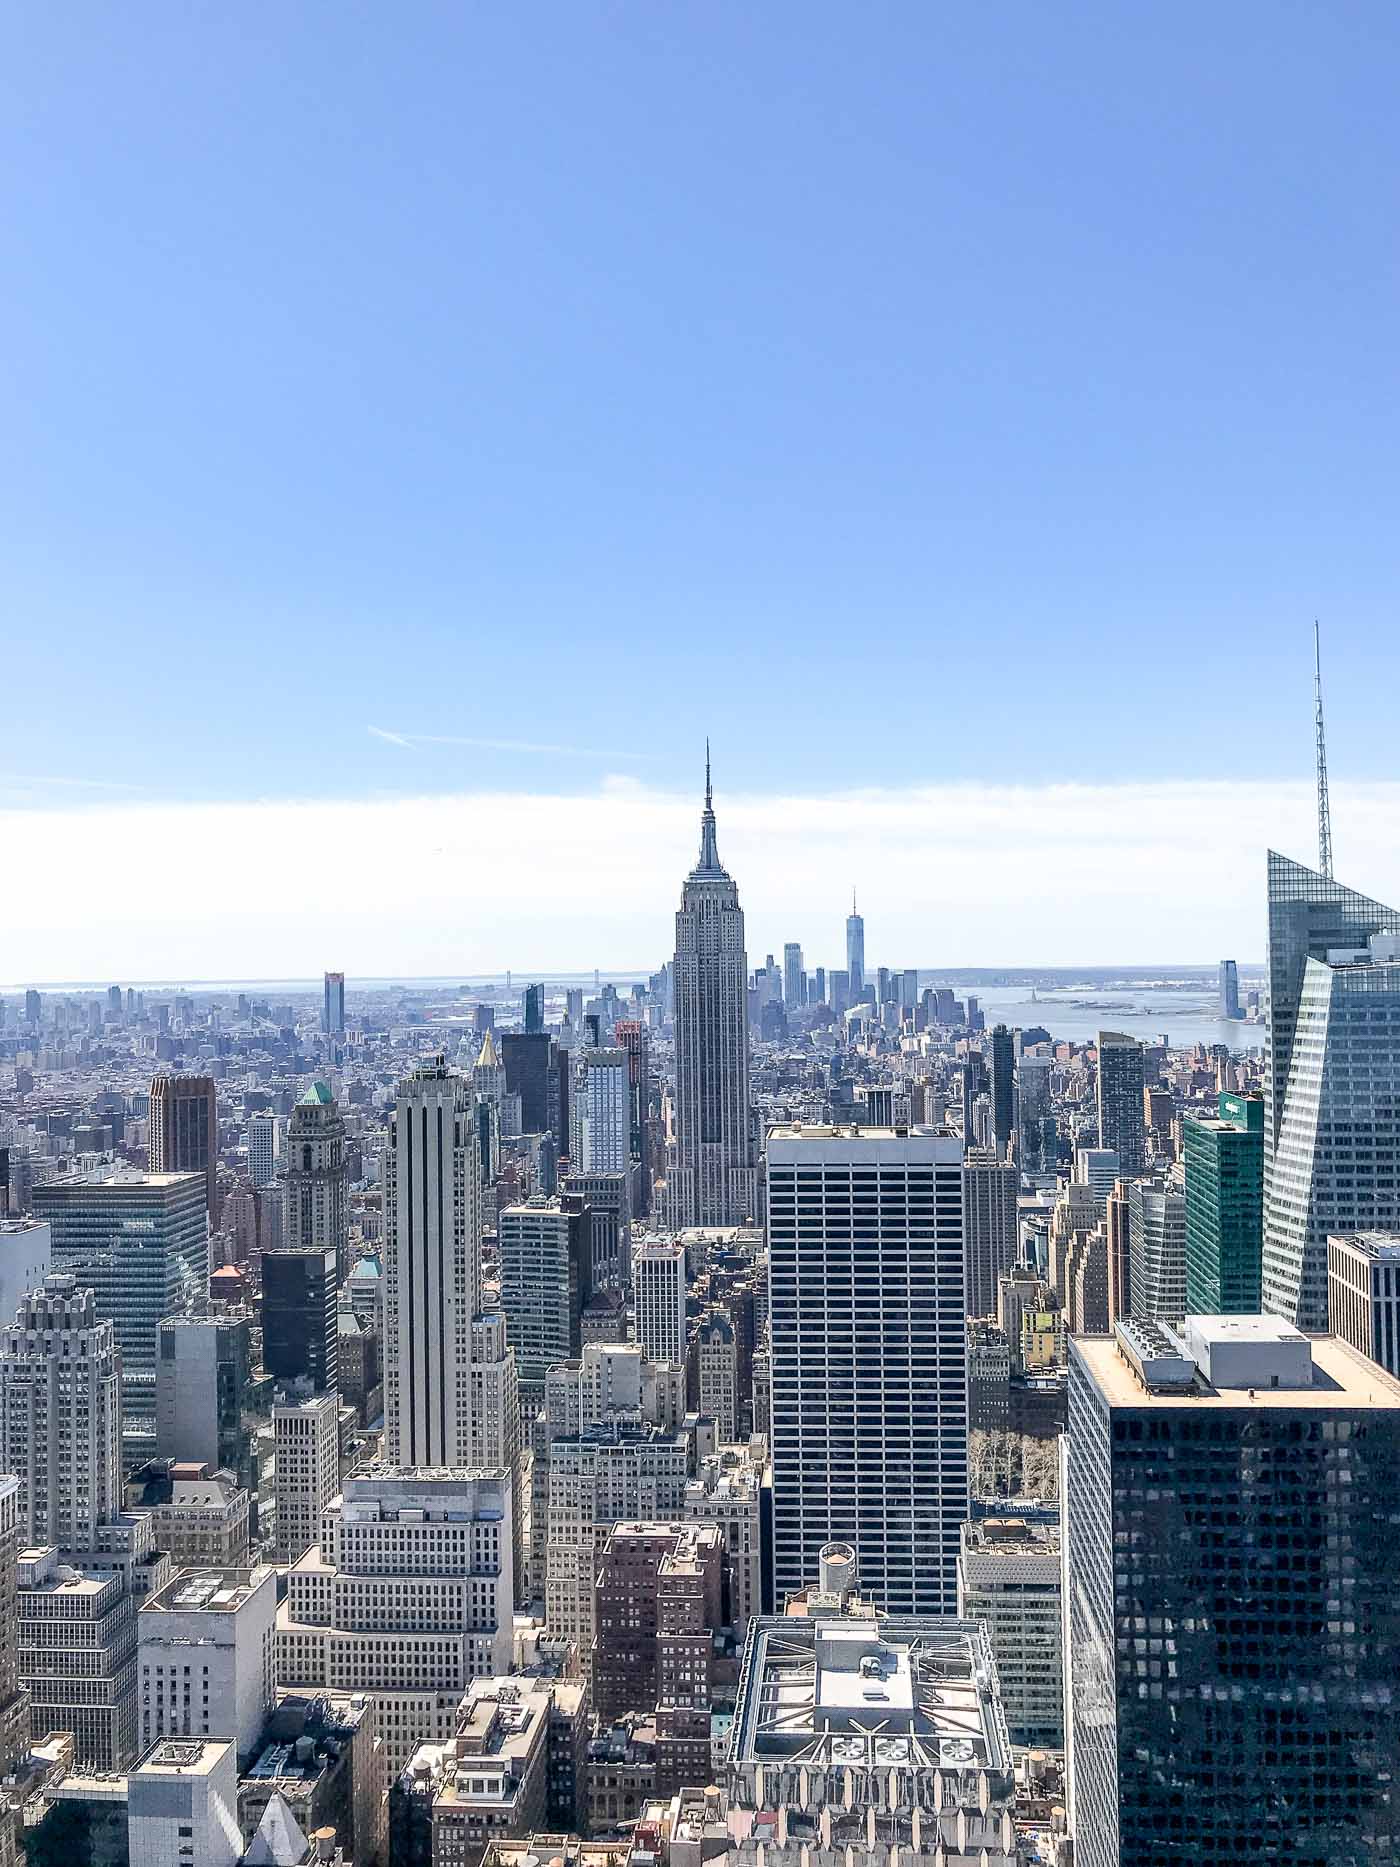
[5,2,1400,809]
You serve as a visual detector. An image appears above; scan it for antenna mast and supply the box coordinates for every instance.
[1314,619,1333,880]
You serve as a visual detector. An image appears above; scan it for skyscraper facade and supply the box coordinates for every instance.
[782,943,803,1009]
[382,1055,480,1468]
[1218,957,1241,1019]
[767,1124,967,1614]
[524,983,544,1034]
[845,894,865,1002]
[669,763,757,1229]
[568,1047,629,1173]
[261,1246,339,1393]
[322,971,345,1036]
[1067,1317,1400,1867]
[282,1081,349,1278]
[962,1149,1018,1320]
[1183,1091,1264,1313]
[1262,852,1400,1329]
[149,1072,219,1213]
[1126,1176,1186,1320]
[633,1240,687,1365]
[988,1024,1016,1161]
[612,1020,652,1217]
[1095,1030,1145,1174]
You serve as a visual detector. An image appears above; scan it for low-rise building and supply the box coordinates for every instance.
[19,1546,136,1771]
[239,1689,385,1867]
[391,1679,551,1867]
[586,1715,657,1833]
[137,1564,277,1762]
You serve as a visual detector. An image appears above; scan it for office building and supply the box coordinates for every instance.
[767,1126,967,1615]
[633,1239,687,1366]
[668,760,758,1229]
[35,1165,208,1455]
[957,1517,1062,1747]
[782,943,804,1009]
[274,1466,513,1775]
[684,1441,766,1633]
[273,1389,340,1567]
[0,1219,50,1325]
[141,1465,251,1568]
[592,1522,690,1721]
[262,1246,338,1394]
[129,1737,244,1867]
[524,983,544,1034]
[654,1524,725,1795]
[500,1032,554,1137]
[246,1113,281,1190]
[323,970,346,1036]
[1219,957,1240,1019]
[19,1547,136,1770]
[155,1310,253,1478]
[569,1047,629,1173]
[544,1424,688,1644]
[962,1149,1017,1320]
[1328,1231,1400,1375]
[1183,1090,1264,1313]
[692,1306,737,1441]
[383,1055,480,1469]
[1126,1176,1185,1321]
[1095,1030,1145,1174]
[138,1565,276,1762]
[1067,1316,1400,1867]
[845,893,865,1003]
[149,1073,219,1214]
[612,1020,652,1218]
[727,1610,1016,1867]
[1263,853,1400,1328]
[391,1678,553,1867]
[988,1025,1016,1160]
[1074,1148,1119,1208]
[0,1478,27,1789]
[283,1081,349,1278]
[0,1276,123,1548]
[559,1168,632,1289]
[498,1196,591,1395]
[239,1689,385,1867]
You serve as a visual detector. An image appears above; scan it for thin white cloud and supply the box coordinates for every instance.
[0,773,145,791]
[367,727,646,760]
[2,776,1396,983]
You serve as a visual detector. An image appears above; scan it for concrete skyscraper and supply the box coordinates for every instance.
[767,1124,967,1615]
[282,1080,349,1278]
[1262,851,1400,1329]
[669,755,757,1229]
[0,1275,123,1548]
[845,891,865,1001]
[568,1046,629,1173]
[962,1148,1018,1320]
[322,970,345,1036]
[1095,1030,1145,1174]
[383,1055,481,1467]
[633,1239,687,1365]
[782,943,803,1008]
[612,1019,652,1216]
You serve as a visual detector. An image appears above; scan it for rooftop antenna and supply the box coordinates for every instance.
[1314,620,1333,880]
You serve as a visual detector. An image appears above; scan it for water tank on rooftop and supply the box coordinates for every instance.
[819,1542,856,1600]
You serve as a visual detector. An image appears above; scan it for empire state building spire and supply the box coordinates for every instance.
[667,745,757,1228]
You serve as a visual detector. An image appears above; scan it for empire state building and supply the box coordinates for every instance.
[669,756,758,1228]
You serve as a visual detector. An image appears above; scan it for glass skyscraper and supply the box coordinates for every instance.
[1184,1091,1263,1313]
[1096,1030,1145,1174]
[1262,851,1400,1329]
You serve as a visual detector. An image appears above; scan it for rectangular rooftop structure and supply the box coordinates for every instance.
[1179,1313,1313,1389]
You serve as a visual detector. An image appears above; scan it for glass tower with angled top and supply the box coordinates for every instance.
[668,754,757,1228]
[1262,851,1400,1328]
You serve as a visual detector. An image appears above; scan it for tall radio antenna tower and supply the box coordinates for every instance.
[1314,619,1333,880]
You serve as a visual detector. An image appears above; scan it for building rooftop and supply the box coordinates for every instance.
[133,1736,234,1779]
[297,1081,334,1106]
[1076,1326,1400,1409]
[145,1566,271,1615]
[732,1615,1010,1777]
[1331,1230,1400,1262]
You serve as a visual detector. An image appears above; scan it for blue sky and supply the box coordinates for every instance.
[5,5,1400,971]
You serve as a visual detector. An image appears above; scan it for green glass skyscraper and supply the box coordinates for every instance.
[1184,1090,1264,1313]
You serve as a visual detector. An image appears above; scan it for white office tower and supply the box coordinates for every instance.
[569,1047,630,1172]
[0,1275,123,1547]
[0,1219,50,1327]
[1263,853,1400,1329]
[633,1239,688,1364]
[962,1149,1017,1320]
[247,1113,281,1189]
[767,1125,968,1614]
[543,1341,684,1439]
[1127,1176,1187,1320]
[684,1441,765,1634]
[544,1425,688,1642]
[273,1389,340,1566]
[128,1737,244,1867]
[1075,1147,1120,1208]
[283,1082,349,1278]
[137,1565,276,1761]
[274,1466,512,1774]
[383,1055,481,1467]
[668,758,758,1228]
[469,1312,524,1604]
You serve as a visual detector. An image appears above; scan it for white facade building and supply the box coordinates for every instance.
[767,1125,968,1615]
[273,1390,340,1566]
[383,1056,481,1468]
[138,1564,276,1761]
[128,1737,244,1867]
[569,1047,630,1173]
[274,1465,513,1775]
[634,1240,687,1366]
[0,1219,51,1330]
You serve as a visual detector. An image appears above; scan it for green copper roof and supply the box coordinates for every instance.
[298,1080,334,1106]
